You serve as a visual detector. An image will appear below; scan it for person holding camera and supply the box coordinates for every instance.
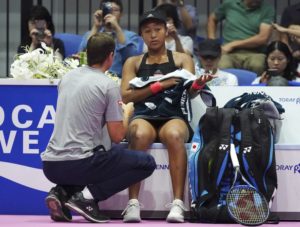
[252,41,300,85]
[156,0,197,40]
[156,0,198,55]
[17,5,65,59]
[78,0,142,78]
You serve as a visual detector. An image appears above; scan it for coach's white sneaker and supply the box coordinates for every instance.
[166,199,186,223]
[122,199,141,223]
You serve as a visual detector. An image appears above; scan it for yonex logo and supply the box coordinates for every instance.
[219,144,228,150]
[243,146,252,153]
[147,14,154,18]
[86,206,93,211]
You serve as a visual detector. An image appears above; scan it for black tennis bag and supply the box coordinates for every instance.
[188,106,278,223]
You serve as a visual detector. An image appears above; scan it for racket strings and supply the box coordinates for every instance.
[227,186,269,225]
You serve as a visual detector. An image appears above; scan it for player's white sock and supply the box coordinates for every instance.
[82,187,94,200]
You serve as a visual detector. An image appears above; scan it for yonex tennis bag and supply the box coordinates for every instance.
[188,107,278,223]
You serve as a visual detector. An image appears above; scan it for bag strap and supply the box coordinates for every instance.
[202,107,219,129]
[219,108,236,145]
[194,108,234,197]
[238,108,253,149]
[213,108,236,187]
[238,108,264,190]
[239,107,268,151]
[194,108,235,209]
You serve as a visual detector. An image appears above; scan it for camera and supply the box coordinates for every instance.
[267,69,280,77]
[102,2,113,18]
[36,29,45,40]
[32,29,45,41]
[34,20,46,41]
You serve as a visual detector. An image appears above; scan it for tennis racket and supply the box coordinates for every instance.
[226,144,269,226]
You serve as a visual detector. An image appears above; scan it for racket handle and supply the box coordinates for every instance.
[230,143,240,168]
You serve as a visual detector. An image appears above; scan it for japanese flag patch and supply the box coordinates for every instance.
[190,142,199,153]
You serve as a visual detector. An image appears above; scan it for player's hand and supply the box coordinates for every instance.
[160,77,182,90]
[194,74,213,87]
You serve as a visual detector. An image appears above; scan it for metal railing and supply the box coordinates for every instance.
[0,0,296,77]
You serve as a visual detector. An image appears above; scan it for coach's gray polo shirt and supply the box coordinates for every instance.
[41,66,123,161]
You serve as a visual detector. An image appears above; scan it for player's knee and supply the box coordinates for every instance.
[163,130,186,144]
[128,124,153,143]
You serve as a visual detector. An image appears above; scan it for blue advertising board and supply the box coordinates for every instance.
[0,83,57,214]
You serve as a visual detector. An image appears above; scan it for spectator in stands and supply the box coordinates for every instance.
[273,24,300,47]
[252,41,300,85]
[273,24,300,69]
[41,33,156,223]
[197,39,238,86]
[78,0,142,78]
[120,9,212,223]
[156,0,197,40]
[273,3,300,69]
[207,0,275,75]
[143,3,193,56]
[17,5,65,59]
[275,2,300,45]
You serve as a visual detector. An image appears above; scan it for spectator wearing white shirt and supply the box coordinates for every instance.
[197,39,238,86]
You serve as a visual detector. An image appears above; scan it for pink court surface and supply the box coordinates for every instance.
[0,215,299,227]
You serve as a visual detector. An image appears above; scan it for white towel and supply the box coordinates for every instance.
[129,68,197,88]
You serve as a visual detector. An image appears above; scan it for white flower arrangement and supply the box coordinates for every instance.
[10,42,79,80]
[10,43,121,86]
[105,70,121,85]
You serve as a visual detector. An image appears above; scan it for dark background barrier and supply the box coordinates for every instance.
[0,0,298,77]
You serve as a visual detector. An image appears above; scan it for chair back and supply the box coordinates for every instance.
[288,80,300,86]
[55,33,83,57]
[221,68,257,86]
[252,81,300,86]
